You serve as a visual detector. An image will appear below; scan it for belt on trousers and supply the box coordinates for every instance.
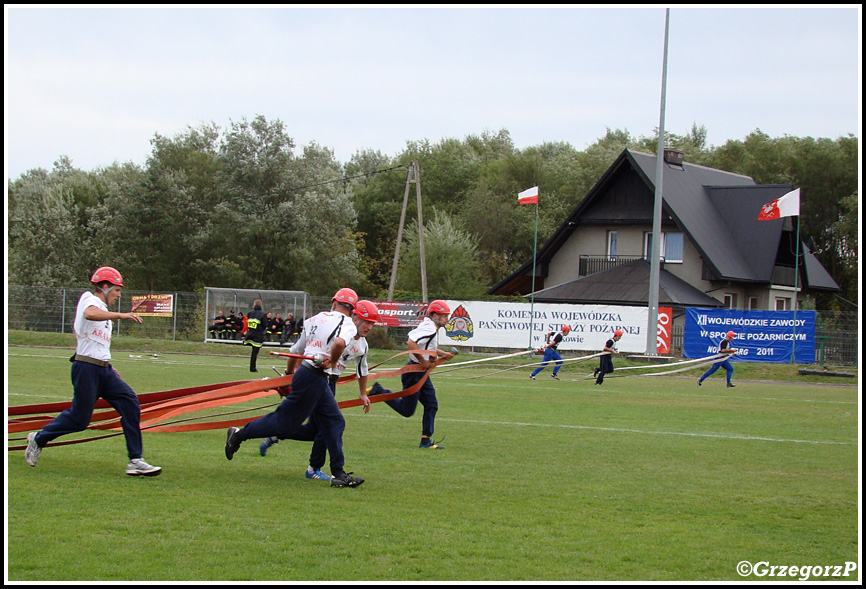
[72,354,110,367]
[301,361,329,378]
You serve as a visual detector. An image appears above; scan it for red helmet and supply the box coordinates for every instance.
[614,329,623,337]
[331,287,358,309]
[427,300,450,316]
[90,266,124,287]
[562,325,571,333]
[354,300,379,322]
[726,331,736,339]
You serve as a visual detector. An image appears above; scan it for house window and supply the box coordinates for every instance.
[644,232,684,263]
[748,296,759,310]
[724,294,738,309]
[644,233,657,259]
[775,297,790,311]
[664,233,683,263]
[607,231,617,260]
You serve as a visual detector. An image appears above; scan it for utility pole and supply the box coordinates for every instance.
[388,161,428,302]
[646,8,670,357]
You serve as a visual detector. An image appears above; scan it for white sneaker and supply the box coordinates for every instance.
[126,458,162,477]
[25,432,42,467]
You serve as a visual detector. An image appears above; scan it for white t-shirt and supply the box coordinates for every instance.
[335,336,369,379]
[74,291,113,361]
[407,316,440,364]
[290,311,357,376]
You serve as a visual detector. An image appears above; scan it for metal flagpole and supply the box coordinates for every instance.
[528,200,539,350]
[791,214,800,363]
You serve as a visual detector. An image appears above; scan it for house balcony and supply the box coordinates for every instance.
[579,255,654,277]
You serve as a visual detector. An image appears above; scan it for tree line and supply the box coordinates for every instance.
[7,116,858,310]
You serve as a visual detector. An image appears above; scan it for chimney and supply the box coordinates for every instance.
[663,149,684,166]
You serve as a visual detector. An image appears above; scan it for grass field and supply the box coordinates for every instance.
[5,340,861,582]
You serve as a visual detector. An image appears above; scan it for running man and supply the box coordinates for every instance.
[594,329,623,385]
[224,288,365,488]
[531,325,570,380]
[260,300,378,483]
[25,266,161,476]
[698,331,738,388]
[368,299,455,449]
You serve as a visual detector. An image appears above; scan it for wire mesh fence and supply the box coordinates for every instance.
[7,286,205,341]
[6,285,859,365]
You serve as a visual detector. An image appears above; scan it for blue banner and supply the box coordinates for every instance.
[684,308,815,363]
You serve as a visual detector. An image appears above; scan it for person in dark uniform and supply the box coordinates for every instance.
[531,325,570,380]
[270,313,284,343]
[226,310,239,340]
[594,329,623,385]
[209,310,226,339]
[263,312,273,341]
[280,313,296,345]
[698,331,738,387]
[243,300,268,372]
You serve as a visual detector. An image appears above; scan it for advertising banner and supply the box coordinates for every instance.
[130,294,174,317]
[433,301,672,354]
[683,308,815,363]
[370,301,428,327]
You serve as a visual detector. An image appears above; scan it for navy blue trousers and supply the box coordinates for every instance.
[288,381,344,472]
[36,361,144,459]
[596,355,614,384]
[238,364,346,472]
[384,366,438,438]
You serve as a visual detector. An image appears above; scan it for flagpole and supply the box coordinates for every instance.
[758,187,801,364]
[528,200,539,350]
[792,215,800,364]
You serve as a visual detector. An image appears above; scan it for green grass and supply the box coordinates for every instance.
[6,340,860,581]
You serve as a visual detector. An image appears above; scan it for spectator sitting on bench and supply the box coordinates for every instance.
[280,313,296,345]
[269,313,284,343]
[209,310,227,339]
[227,310,240,340]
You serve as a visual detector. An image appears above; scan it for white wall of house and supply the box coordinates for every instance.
[545,225,604,285]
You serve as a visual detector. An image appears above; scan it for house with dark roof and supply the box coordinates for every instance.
[489,149,839,313]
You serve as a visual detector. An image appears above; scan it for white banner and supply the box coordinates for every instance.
[440,300,664,354]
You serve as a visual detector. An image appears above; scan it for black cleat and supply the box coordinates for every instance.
[330,471,365,488]
[225,427,242,460]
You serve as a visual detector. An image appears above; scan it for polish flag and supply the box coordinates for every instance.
[518,186,539,205]
[758,188,800,221]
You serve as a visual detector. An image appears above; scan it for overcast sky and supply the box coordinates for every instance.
[4,5,861,180]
